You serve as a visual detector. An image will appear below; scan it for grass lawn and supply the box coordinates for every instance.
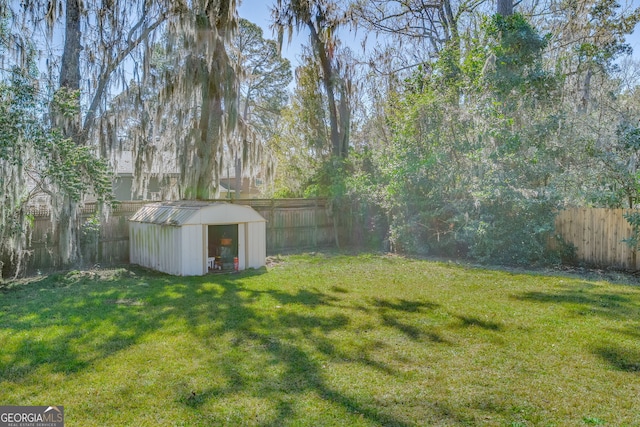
[1,253,640,426]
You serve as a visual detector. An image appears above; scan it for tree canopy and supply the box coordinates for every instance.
[2,0,640,276]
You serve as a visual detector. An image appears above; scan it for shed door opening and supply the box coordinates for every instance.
[208,224,238,271]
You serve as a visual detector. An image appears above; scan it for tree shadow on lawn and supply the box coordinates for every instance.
[513,282,640,320]
[513,282,640,375]
[0,267,465,426]
[370,297,451,344]
[593,344,640,373]
[0,270,160,379]
[455,315,502,331]
[174,276,429,425]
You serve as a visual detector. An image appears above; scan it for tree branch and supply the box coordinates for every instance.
[82,13,167,141]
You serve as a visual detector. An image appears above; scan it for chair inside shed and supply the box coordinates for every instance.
[207,224,238,271]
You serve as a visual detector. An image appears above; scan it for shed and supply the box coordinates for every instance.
[129,201,266,276]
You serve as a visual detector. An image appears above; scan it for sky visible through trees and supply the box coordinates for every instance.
[3,0,640,276]
[238,0,640,68]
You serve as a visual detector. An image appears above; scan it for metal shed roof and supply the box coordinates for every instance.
[129,201,266,226]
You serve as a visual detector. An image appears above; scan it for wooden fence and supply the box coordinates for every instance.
[24,198,341,273]
[24,203,637,273]
[555,208,637,270]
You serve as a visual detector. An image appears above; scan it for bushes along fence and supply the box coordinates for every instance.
[19,203,640,273]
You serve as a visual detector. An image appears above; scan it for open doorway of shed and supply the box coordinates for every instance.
[207,224,238,271]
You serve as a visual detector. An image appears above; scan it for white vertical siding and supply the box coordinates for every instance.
[130,203,266,276]
[181,224,205,275]
[164,226,183,275]
[129,222,182,275]
[238,224,246,270]
[247,222,266,269]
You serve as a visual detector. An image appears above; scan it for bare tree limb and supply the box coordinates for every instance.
[82,13,167,141]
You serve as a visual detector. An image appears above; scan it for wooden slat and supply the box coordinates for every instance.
[555,208,639,270]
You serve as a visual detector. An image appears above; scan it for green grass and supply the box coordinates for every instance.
[1,253,640,426]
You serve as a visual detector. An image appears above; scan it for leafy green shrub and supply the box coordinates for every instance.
[463,192,569,266]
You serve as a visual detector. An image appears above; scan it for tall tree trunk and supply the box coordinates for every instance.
[580,67,592,113]
[338,80,350,158]
[497,0,513,16]
[440,0,462,106]
[190,62,224,200]
[234,156,242,200]
[53,0,83,267]
[180,8,238,201]
[442,0,458,42]
[307,21,344,159]
[234,89,253,200]
[60,1,81,99]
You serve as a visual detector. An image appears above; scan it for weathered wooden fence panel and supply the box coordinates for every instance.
[555,208,636,270]
[243,199,336,251]
[23,203,638,273]
[24,198,340,273]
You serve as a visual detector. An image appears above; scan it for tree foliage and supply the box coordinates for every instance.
[229,18,292,197]
[4,0,640,273]
[268,48,328,197]
[3,0,268,270]
[232,19,292,133]
[345,12,579,264]
[272,0,352,159]
[0,17,110,277]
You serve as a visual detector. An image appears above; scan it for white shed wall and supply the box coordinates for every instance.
[181,224,205,276]
[130,222,182,275]
[130,202,266,276]
[238,224,246,270]
[247,222,266,269]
